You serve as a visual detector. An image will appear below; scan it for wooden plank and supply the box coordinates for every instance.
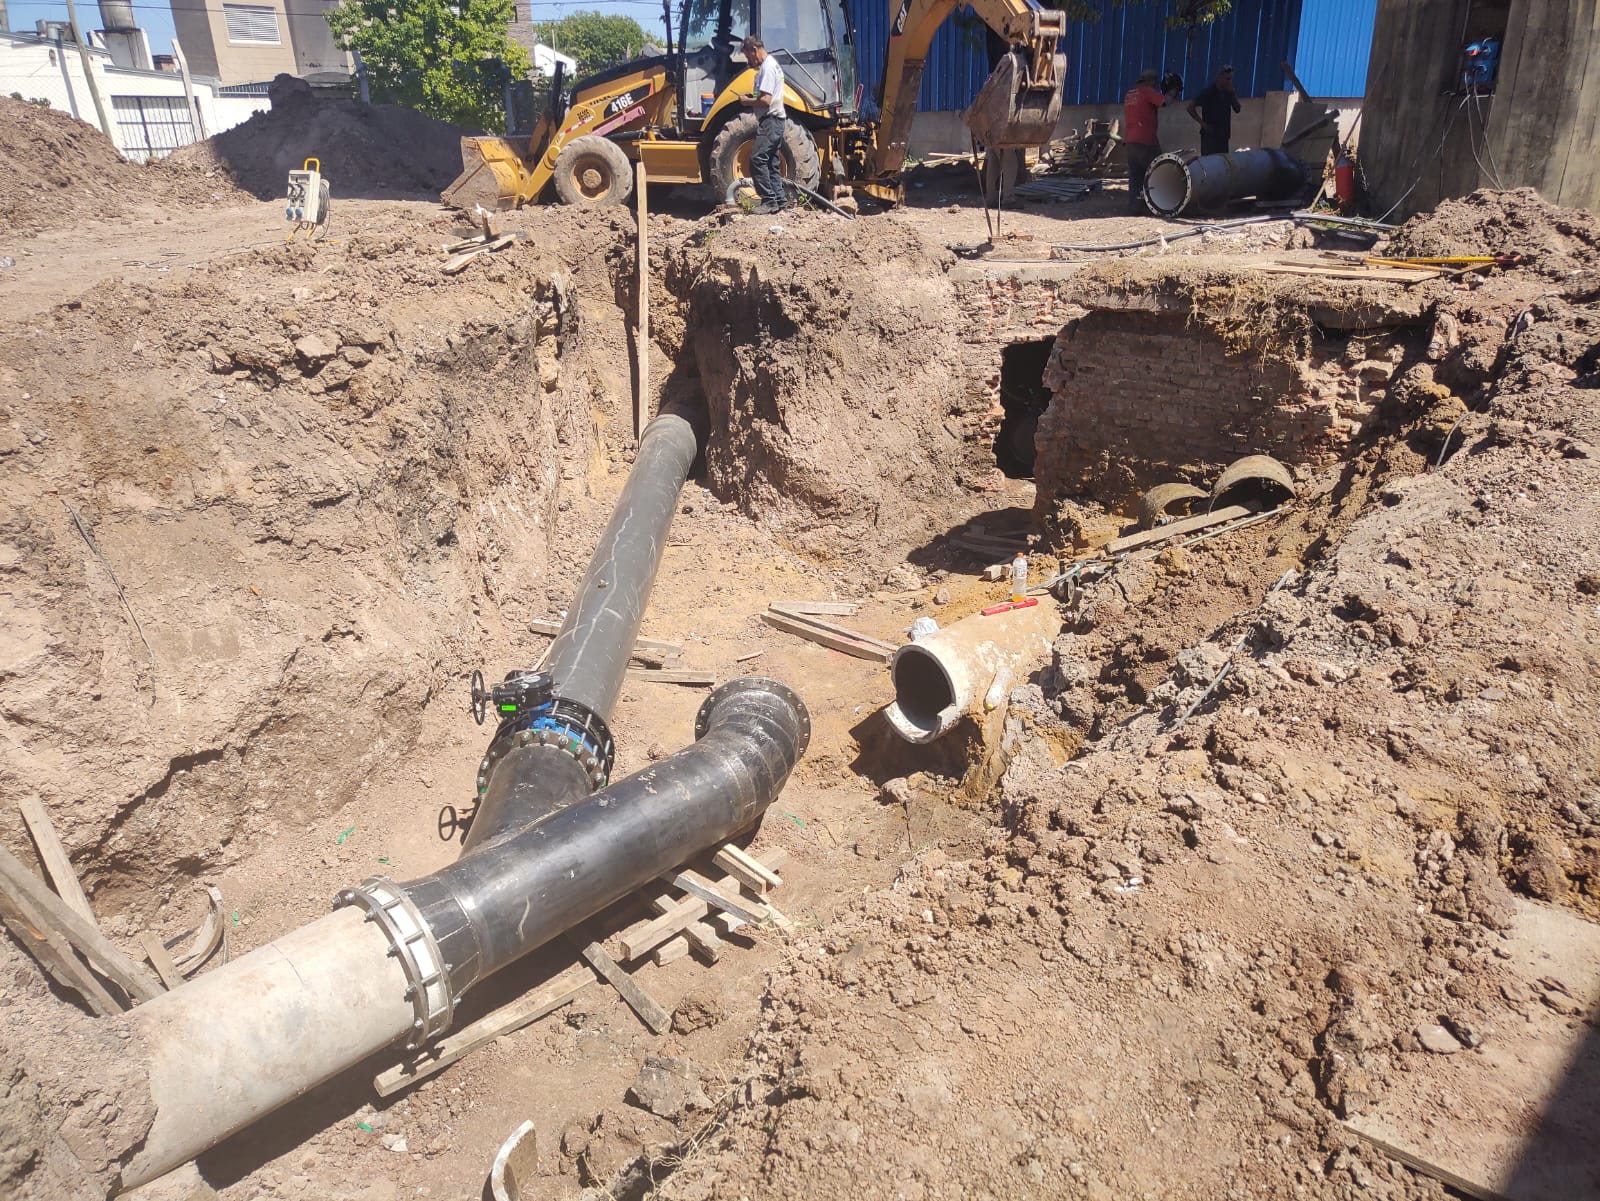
[769,600,859,617]
[652,937,689,966]
[1104,505,1253,555]
[735,649,766,662]
[663,869,770,926]
[1251,263,1440,283]
[579,941,670,1034]
[0,843,161,1003]
[0,890,119,1015]
[139,931,184,991]
[624,668,716,686]
[645,891,723,962]
[622,849,787,960]
[17,795,95,924]
[713,844,783,892]
[374,962,597,1096]
[761,611,893,663]
[765,608,896,653]
[1342,1121,1505,1201]
[527,619,682,656]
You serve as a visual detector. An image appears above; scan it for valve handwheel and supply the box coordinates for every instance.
[470,668,488,725]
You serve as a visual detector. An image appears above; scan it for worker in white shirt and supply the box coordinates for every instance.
[740,36,789,213]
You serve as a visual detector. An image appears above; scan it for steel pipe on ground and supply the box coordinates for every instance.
[1142,148,1305,218]
[885,601,1059,743]
[117,677,810,1190]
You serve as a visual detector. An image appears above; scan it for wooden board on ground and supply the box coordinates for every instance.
[579,941,670,1034]
[1104,505,1253,555]
[714,844,783,892]
[769,600,859,617]
[620,849,786,961]
[1342,898,1600,1201]
[139,931,184,990]
[0,843,161,1004]
[375,962,597,1096]
[664,869,771,925]
[624,668,716,686]
[1252,262,1440,283]
[17,795,96,924]
[761,611,893,663]
[0,888,119,1015]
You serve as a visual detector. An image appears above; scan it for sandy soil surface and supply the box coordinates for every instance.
[2,100,1599,1201]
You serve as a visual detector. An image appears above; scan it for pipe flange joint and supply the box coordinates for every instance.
[482,696,615,793]
[335,876,455,1050]
[694,676,810,747]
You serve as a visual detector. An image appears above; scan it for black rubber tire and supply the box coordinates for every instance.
[552,135,635,207]
[708,114,822,201]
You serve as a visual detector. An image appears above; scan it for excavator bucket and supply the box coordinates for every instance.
[964,50,1067,149]
[442,136,537,212]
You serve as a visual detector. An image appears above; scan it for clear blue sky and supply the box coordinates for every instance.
[4,0,672,60]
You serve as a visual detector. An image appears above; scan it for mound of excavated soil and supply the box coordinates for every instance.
[159,83,466,201]
[1384,187,1600,282]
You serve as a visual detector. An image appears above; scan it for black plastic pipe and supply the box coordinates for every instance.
[464,411,699,849]
[404,676,810,994]
[1143,148,1305,217]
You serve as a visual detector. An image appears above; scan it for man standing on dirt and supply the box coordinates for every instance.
[1123,68,1177,215]
[1188,66,1242,157]
[740,36,789,214]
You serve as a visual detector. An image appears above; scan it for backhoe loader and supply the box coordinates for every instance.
[441,0,1065,211]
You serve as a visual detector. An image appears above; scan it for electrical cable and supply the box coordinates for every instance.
[1372,93,1467,224]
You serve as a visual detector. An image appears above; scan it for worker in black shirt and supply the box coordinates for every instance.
[1187,66,1242,157]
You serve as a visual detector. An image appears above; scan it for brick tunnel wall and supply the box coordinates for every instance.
[1035,310,1394,512]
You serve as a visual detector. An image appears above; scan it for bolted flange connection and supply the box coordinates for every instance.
[335,877,456,1049]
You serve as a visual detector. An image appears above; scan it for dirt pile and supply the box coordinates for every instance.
[662,214,984,558]
[1384,187,1600,282]
[631,194,1600,1200]
[159,78,467,201]
[0,97,236,237]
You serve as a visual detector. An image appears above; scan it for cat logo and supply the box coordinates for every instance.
[892,0,913,36]
[605,83,654,116]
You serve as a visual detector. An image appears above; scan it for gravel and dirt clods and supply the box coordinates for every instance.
[2,102,1599,1201]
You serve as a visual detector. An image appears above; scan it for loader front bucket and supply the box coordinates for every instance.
[964,50,1067,149]
[442,136,537,212]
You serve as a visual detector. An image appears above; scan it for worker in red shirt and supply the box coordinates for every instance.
[1123,68,1181,214]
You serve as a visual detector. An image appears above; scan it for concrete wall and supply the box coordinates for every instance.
[907,92,1363,160]
[1362,0,1600,217]
[0,33,264,158]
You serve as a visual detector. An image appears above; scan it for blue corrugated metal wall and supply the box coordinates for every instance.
[849,0,1374,113]
[1289,0,1374,97]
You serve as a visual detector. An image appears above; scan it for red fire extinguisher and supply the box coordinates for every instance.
[1334,153,1357,210]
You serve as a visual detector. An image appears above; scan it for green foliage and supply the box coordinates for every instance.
[530,11,653,76]
[327,0,531,132]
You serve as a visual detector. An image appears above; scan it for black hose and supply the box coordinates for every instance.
[404,677,811,993]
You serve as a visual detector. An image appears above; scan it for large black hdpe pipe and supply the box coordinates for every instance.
[1142,148,1305,218]
[465,411,699,849]
[113,409,813,1191]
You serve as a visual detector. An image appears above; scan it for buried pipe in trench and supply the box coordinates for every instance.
[1142,148,1305,219]
[112,405,812,1190]
[464,411,700,849]
[118,676,811,1190]
[884,600,1059,744]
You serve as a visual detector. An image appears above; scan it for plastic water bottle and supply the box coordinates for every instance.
[1010,553,1027,604]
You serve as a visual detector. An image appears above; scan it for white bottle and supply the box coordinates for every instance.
[1010,552,1027,604]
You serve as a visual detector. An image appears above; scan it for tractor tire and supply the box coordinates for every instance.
[552,135,634,207]
[707,114,822,202]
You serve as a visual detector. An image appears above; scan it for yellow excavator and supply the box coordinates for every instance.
[442,0,1065,211]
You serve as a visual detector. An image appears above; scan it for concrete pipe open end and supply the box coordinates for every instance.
[886,644,967,744]
[884,600,1061,745]
[1144,153,1195,217]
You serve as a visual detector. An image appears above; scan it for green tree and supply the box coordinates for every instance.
[327,0,532,132]
[531,11,652,76]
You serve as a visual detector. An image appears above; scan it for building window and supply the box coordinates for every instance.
[222,3,282,45]
[112,95,198,163]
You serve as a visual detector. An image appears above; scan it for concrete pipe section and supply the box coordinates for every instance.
[885,601,1059,743]
[112,410,815,1191]
[1143,148,1305,218]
